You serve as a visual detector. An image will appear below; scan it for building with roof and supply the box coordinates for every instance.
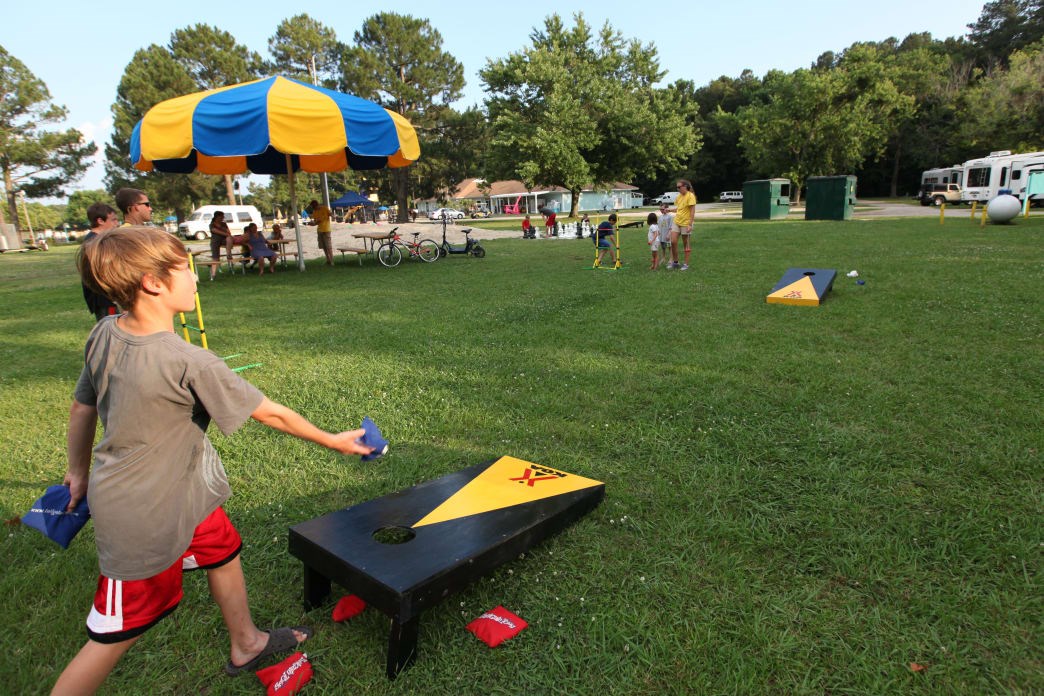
[418,179,644,215]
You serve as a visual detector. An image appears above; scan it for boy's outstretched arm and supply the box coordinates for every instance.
[65,400,98,511]
[251,397,373,457]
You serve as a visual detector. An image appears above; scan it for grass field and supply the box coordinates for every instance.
[1,215,1040,695]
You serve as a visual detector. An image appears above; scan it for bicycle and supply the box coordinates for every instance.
[376,228,441,267]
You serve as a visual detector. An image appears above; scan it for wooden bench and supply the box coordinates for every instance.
[337,246,367,266]
[194,258,246,279]
[279,251,299,268]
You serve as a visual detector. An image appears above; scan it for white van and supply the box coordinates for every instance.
[651,191,679,205]
[719,191,743,202]
[179,205,263,241]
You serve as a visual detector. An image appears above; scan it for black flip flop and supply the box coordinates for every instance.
[224,625,312,676]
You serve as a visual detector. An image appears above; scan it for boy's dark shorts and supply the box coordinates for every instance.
[85,507,241,643]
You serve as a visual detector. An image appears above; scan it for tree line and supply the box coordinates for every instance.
[2,1,1041,231]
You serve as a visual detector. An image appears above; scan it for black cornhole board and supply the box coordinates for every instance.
[288,456,604,678]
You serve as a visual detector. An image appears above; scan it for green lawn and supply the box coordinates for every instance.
[1,215,1041,695]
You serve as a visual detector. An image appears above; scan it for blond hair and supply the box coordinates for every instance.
[78,226,187,310]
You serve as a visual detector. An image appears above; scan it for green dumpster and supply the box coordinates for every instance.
[742,179,791,220]
[805,175,857,220]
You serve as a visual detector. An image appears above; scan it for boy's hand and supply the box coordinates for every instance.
[64,471,88,512]
[327,428,374,457]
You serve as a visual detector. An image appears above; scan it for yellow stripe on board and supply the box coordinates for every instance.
[413,456,603,528]
[766,275,821,306]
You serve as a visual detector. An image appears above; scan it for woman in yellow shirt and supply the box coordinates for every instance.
[670,180,697,270]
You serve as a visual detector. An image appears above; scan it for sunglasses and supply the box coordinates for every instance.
[137,201,152,208]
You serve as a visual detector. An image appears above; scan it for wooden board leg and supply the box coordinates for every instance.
[386,616,419,679]
[302,565,331,610]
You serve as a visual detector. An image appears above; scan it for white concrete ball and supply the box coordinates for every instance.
[986,195,1021,223]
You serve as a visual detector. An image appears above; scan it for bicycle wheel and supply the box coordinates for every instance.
[417,239,440,262]
[377,242,402,267]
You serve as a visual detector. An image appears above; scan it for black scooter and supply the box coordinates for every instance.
[439,219,486,258]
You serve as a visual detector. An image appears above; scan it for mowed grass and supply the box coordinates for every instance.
[0,215,1040,695]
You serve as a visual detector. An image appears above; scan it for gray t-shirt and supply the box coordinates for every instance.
[658,212,675,244]
[74,317,263,580]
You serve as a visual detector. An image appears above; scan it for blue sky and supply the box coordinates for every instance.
[3,0,988,195]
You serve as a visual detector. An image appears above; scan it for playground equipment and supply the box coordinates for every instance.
[289,456,604,678]
[178,254,211,349]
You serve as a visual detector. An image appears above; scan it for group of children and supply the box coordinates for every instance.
[646,205,674,270]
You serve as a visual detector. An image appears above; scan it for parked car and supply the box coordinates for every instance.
[719,191,743,202]
[918,183,963,206]
[650,191,679,205]
[428,208,465,220]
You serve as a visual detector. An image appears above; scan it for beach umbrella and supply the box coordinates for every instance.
[129,76,419,270]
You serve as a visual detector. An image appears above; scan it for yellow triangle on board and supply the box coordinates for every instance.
[766,275,820,305]
[412,456,604,527]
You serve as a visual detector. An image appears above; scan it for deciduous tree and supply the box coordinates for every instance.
[340,12,465,220]
[0,47,95,233]
[481,14,698,216]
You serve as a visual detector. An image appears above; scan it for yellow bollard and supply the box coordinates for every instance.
[939,202,945,224]
[970,201,978,223]
[981,206,987,228]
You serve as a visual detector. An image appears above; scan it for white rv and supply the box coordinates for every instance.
[961,150,1044,203]
[1008,152,1044,202]
[920,165,964,187]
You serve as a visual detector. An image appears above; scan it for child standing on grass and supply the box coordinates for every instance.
[52,227,374,696]
[647,212,660,270]
[595,213,617,267]
[657,204,674,270]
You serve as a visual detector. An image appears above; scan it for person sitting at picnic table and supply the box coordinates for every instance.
[245,224,277,275]
[267,223,284,251]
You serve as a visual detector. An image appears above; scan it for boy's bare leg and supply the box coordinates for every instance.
[52,636,139,696]
[207,556,306,668]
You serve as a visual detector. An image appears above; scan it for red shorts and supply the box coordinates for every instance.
[85,507,241,644]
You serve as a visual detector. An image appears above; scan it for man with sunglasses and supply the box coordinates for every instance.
[115,188,154,227]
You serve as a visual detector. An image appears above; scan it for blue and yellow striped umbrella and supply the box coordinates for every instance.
[130,76,419,175]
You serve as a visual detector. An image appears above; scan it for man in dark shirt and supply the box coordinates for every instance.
[81,203,120,320]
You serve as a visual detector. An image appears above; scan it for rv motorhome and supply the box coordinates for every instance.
[1008,152,1044,203]
[961,150,1044,203]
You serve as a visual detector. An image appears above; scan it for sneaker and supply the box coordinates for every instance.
[680,264,689,271]
[667,262,679,269]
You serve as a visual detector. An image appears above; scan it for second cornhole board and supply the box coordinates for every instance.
[766,268,837,306]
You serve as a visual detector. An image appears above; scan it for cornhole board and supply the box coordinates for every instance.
[766,268,836,306]
[288,456,604,678]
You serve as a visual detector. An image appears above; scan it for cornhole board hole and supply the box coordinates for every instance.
[766,268,837,306]
[288,456,604,678]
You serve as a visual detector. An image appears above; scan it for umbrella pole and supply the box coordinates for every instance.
[287,154,305,272]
